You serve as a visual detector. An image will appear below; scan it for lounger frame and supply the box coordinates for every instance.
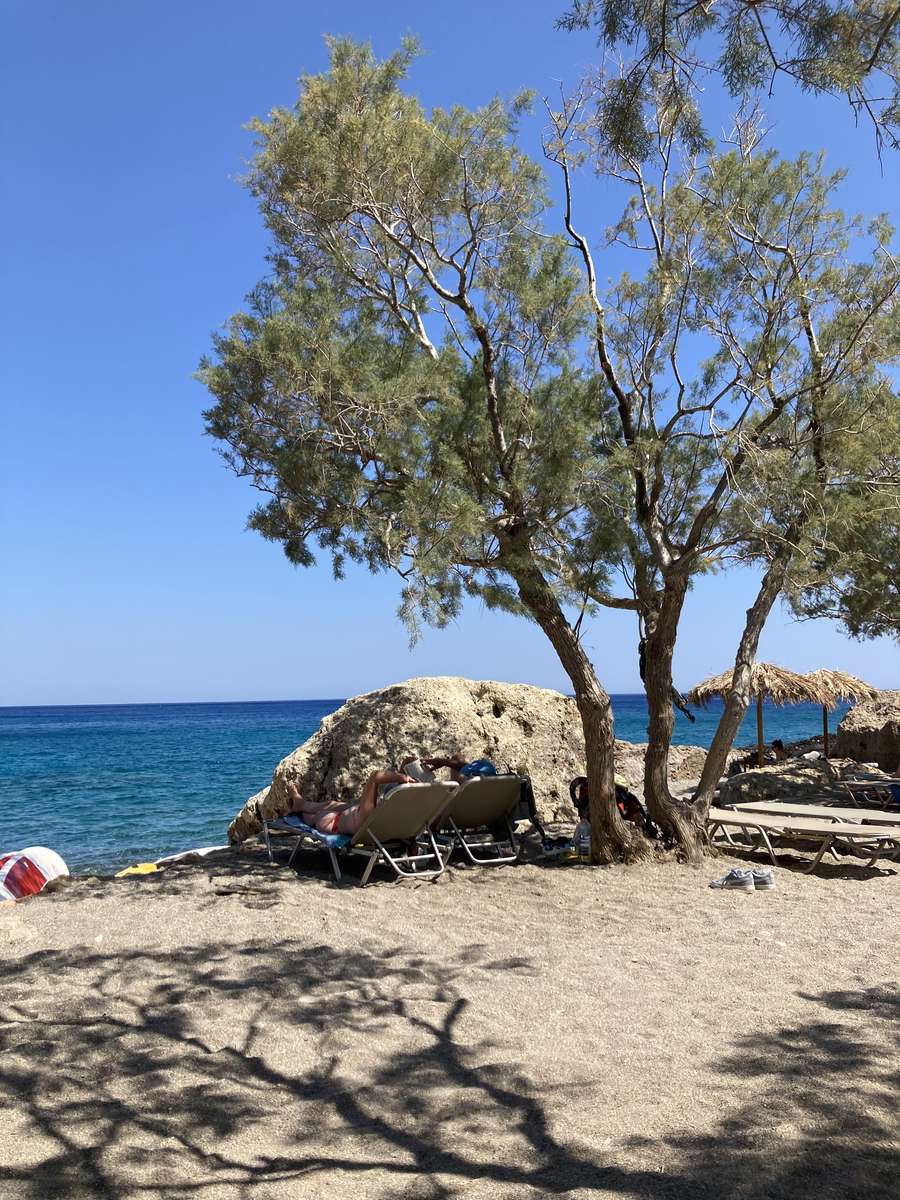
[707,806,900,873]
[434,775,525,866]
[722,798,900,827]
[260,782,457,885]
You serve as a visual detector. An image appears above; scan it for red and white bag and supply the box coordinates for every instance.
[0,847,69,900]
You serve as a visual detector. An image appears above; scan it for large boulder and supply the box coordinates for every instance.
[834,692,900,772]
[228,676,710,844]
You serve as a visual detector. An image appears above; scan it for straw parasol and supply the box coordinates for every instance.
[803,669,880,758]
[686,663,830,767]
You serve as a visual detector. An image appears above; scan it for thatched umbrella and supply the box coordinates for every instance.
[803,669,880,758]
[686,663,830,768]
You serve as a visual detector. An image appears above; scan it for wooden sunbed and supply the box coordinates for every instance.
[706,805,900,873]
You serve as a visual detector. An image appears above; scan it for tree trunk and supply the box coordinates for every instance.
[692,551,792,813]
[640,575,706,860]
[500,525,649,864]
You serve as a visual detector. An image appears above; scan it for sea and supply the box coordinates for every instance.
[0,695,848,873]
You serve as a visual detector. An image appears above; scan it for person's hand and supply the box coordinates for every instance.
[401,774,417,785]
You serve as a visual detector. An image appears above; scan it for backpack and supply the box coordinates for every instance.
[568,776,659,840]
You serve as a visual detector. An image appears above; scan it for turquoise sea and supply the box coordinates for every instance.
[0,695,848,873]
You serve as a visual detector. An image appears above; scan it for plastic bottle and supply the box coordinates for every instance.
[573,819,591,863]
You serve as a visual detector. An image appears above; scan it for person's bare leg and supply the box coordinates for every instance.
[336,772,381,835]
[287,781,354,831]
[286,781,304,813]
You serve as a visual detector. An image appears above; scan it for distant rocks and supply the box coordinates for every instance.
[227,676,710,845]
[835,692,900,772]
[718,758,841,805]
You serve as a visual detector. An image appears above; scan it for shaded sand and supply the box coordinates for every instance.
[1,843,897,1199]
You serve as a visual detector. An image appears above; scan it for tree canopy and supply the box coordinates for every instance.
[543,87,900,833]
[200,38,643,861]
[558,1,900,155]
[201,37,900,858]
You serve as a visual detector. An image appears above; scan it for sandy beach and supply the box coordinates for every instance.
[1,842,897,1200]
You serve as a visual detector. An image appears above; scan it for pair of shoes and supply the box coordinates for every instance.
[709,867,776,890]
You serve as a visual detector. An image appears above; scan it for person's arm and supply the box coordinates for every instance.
[422,753,466,771]
[373,770,417,787]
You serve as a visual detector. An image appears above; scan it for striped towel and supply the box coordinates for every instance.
[269,814,351,849]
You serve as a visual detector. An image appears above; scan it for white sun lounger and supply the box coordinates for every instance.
[433,775,525,865]
[261,781,458,885]
[707,805,900,873]
[722,799,900,827]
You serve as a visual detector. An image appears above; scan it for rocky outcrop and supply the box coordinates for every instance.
[228,676,711,844]
[834,692,900,772]
[715,752,899,806]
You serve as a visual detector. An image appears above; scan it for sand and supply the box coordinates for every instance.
[1,841,897,1199]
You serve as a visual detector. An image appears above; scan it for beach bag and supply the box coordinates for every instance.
[568,776,659,840]
[0,847,69,900]
[459,757,498,778]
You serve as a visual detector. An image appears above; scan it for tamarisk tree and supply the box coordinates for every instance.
[559,1,900,155]
[547,94,900,850]
[200,39,646,863]
[784,438,900,640]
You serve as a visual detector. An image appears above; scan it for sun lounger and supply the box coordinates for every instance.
[707,805,900,873]
[721,798,900,827]
[840,779,900,808]
[261,782,458,885]
[433,775,525,865]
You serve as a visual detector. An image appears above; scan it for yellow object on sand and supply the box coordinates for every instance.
[115,862,160,878]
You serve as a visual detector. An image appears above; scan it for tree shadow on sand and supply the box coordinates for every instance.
[0,935,896,1199]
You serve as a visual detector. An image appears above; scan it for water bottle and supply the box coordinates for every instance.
[574,819,591,864]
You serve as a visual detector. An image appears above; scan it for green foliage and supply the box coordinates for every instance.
[785,402,900,640]
[201,36,900,668]
[558,1,900,155]
[200,39,619,639]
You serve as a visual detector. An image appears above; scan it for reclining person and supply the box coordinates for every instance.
[285,768,418,837]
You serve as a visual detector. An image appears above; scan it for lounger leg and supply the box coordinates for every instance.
[506,818,521,862]
[802,836,834,873]
[425,829,447,878]
[361,835,446,881]
[756,827,778,867]
[448,818,518,865]
[359,851,379,887]
[261,819,274,864]
[328,846,342,882]
[716,823,737,847]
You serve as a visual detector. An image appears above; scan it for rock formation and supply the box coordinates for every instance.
[228,676,711,844]
[717,757,845,805]
[834,692,900,772]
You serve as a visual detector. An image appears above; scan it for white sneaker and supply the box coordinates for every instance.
[709,867,754,891]
[751,867,775,890]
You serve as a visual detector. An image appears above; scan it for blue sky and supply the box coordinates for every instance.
[2,0,898,705]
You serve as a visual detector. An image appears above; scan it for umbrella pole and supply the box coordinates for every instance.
[757,695,764,768]
[823,704,830,759]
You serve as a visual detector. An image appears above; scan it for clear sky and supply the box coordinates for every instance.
[2,0,898,705]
